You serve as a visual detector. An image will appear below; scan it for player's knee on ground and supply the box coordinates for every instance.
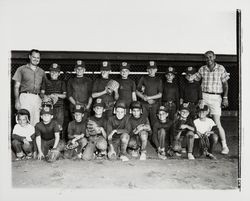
[120,133,130,144]
[96,138,107,151]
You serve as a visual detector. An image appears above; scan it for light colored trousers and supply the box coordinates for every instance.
[19,93,42,126]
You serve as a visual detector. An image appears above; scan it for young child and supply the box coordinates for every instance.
[12,109,35,160]
[82,98,108,160]
[152,105,173,160]
[35,107,65,162]
[136,61,162,126]
[117,62,137,112]
[107,100,132,162]
[180,66,202,120]
[92,61,119,118]
[41,63,66,135]
[128,101,151,160]
[170,104,196,159]
[162,66,179,120]
[65,105,88,159]
[193,105,218,159]
[67,60,93,120]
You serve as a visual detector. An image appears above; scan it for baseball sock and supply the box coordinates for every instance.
[221,140,227,148]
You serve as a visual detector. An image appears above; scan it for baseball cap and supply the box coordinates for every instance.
[100,61,111,71]
[130,101,142,109]
[198,105,209,112]
[115,100,126,109]
[49,63,61,72]
[157,105,169,113]
[40,107,53,115]
[180,103,190,112]
[182,66,196,75]
[74,60,86,69]
[165,66,177,74]
[120,62,131,71]
[74,105,85,113]
[17,109,30,119]
[147,61,157,69]
[93,98,105,108]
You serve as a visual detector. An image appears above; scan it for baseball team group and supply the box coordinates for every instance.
[11,49,230,162]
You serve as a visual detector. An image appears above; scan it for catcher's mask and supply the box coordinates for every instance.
[16,109,30,124]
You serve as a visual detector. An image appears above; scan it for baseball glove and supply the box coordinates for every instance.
[106,80,119,93]
[65,141,79,150]
[86,120,101,136]
[46,149,60,163]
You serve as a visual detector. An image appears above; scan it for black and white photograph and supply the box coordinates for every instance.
[0,0,249,200]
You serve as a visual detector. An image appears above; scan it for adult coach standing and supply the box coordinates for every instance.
[193,50,229,154]
[13,49,45,126]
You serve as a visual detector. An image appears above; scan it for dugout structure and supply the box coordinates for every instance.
[10,51,239,131]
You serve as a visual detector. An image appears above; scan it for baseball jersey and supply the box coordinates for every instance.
[117,78,136,107]
[107,115,132,139]
[162,82,179,107]
[129,115,151,135]
[41,78,66,107]
[67,76,93,105]
[88,115,107,135]
[180,81,202,104]
[194,63,230,93]
[92,77,115,108]
[12,123,35,142]
[137,76,163,103]
[193,117,216,139]
[12,64,45,94]
[35,119,60,141]
[67,120,87,140]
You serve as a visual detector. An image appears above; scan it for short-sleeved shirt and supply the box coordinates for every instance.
[92,77,115,108]
[137,76,162,103]
[12,124,35,141]
[107,115,132,139]
[12,64,45,94]
[194,63,230,93]
[35,119,60,141]
[67,120,87,139]
[180,81,202,104]
[87,115,107,135]
[129,115,151,135]
[162,82,179,105]
[41,78,66,107]
[67,76,93,105]
[193,117,216,138]
[117,78,136,107]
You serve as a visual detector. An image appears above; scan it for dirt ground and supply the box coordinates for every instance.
[12,117,239,189]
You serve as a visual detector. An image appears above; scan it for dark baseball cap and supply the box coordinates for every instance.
[49,63,61,72]
[165,66,177,74]
[74,60,86,69]
[120,62,131,71]
[40,107,53,115]
[130,101,142,109]
[183,66,196,75]
[100,61,111,71]
[115,100,126,109]
[74,105,85,113]
[93,98,105,108]
[157,105,169,113]
[198,105,209,112]
[180,103,190,112]
[147,61,157,69]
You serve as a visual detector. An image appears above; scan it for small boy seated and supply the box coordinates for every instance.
[65,105,88,159]
[193,105,218,159]
[170,103,196,160]
[107,100,132,162]
[35,107,65,162]
[152,105,173,160]
[128,101,151,160]
[82,98,108,160]
[12,109,35,160]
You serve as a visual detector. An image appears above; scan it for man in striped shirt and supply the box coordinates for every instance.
[192,50,229,155]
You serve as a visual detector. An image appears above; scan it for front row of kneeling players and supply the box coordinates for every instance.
[12,98,219,162]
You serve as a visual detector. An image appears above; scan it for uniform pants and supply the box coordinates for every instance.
[12,139,34,155]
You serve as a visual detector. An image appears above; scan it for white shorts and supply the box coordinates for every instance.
[202,93,222,116]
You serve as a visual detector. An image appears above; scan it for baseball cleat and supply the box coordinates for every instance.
[139,152,147,160]
[187,153,195,160]
[120,155,129,162]
[221,146,229,155]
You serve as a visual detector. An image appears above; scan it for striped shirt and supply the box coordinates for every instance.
[194,63,229,93]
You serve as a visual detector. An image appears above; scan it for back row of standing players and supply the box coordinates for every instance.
[12,49,230,161]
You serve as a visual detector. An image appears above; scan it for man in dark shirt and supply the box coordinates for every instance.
[41,63,66,132]
[107,101,132,162]
[136,61,162,127]
[117,62,137,112]
[67,60,93,119]
[162,66,179,120]
[92,61,119,118]
[35,107,65,161]
[180,66,202,120]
